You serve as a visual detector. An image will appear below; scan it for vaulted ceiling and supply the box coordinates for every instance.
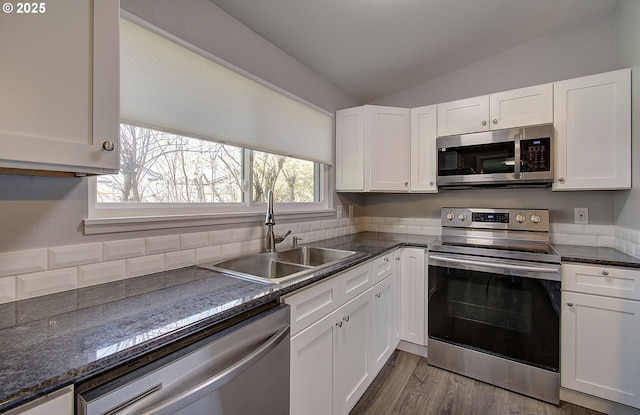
[208,0,619,103]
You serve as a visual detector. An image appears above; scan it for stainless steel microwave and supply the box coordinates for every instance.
[436,125,553,188]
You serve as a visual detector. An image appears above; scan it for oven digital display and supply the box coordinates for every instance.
[472,212,509,223]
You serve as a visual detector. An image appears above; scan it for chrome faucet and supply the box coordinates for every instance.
[265,190,291,252]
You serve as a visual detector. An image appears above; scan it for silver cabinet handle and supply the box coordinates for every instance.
[492,119,498,125]
[602,270,610,276]
[336,321,343,328]
[567,303,574,307]
[558,177,566,183]
[375,293,381,298]
[102,141,115,151]
[481,120,487,126]
[384,257,389,262]
[343,315,350,322]
[138,325,289,415]
[404,181,409,186]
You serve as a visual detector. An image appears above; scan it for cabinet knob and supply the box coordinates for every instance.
[558,177,566,183]
[343,315,350,322]
[384,257,389,262]
[375,293,381,298]
[404,181,409,187]
[395,256,400,261]
[429,181,434,186]
[567,302,574,307]
[601,270,610,276]
[492,119,498,125]
[481,120,487,126]
[102,141,115,151]
[336,321,343,328]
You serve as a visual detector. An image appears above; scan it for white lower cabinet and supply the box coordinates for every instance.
[399,248,426,345]
[4,386,73,415]
[372,274,396,375]
[290,290,373,415]
[287,256,401,415]
[561,264,640,409]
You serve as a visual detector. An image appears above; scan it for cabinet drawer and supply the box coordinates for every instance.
[373,253,394,284]
[563,263,640,300]
[338,262,373,304]
[285,277,341,336]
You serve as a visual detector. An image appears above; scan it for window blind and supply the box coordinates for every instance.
[120,16,333,165]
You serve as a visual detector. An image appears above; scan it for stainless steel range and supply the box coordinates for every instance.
[427,208,561,404]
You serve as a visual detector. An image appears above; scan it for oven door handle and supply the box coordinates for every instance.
[428,254,560,276]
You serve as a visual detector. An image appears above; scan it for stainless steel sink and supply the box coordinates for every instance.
[276,246,357,266]
[199,246,358,284]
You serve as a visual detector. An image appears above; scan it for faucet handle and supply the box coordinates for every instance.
[292,235,303,248]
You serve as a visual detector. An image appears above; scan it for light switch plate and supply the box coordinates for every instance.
[574,208,589,224]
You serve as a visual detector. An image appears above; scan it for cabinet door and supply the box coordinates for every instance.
[338,261,373,304]
[335,107,366,191]
[0,1,119,175]
[4,386,73,415]
[372,276,395,376]
[553,69,631,190]
[290,313,339,415]
[336,290,373,415]
[561,291,640,409]
[437,96,490,136]
[368,106,411,191]
[400,248,426,345]
[489,84,553,130]
[410,105,437,193]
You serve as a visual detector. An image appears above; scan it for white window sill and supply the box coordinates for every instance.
[83,208,336,235]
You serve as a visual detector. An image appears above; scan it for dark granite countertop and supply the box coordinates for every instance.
[552,244,640,269]
[2,231,637,412]
[0,232,434,412]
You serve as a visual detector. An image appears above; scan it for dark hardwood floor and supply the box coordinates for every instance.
[350,351,606,415]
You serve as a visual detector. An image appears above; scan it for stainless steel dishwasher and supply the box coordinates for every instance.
[76,303,290,415]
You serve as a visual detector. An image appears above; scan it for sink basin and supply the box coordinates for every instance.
[199,246,358,284]
[276,246,357,266]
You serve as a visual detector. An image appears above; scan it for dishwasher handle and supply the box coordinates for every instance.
[138,325,289,415]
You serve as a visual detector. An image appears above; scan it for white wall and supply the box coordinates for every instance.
[614,0,640,231]
[373,11,617,108]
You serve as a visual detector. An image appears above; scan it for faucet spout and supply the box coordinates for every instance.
[265,190,275,226]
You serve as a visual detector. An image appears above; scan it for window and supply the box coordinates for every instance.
[90,123,326,221]
[86,13,333,232]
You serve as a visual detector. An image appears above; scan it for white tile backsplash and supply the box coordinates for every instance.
[16,268,77,299]
[1,215,639,303]
[78,261,126,287]
[180,232,209,250]
[164,250,196,270]
[126,255,164,278]
[103,239,146,261]
[0,276,15,304]
[146,235,181,255]
[0,249,47,278]
[49,243,102,269]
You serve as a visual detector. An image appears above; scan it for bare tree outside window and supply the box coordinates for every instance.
[97,124,319,206]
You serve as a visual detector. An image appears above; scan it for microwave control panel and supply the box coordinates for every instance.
[521,137,550,172]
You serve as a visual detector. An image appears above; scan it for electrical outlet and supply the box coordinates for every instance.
[336,205,342,219]
[348,205,353,218]
[574,208,589,224]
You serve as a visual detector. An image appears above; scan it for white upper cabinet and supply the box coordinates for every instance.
[0,0,119,175]
[410,105,437,193]
[552,69,631,191]
[437,84,553,136]
[336,105,410,192]
[437,95,490,136]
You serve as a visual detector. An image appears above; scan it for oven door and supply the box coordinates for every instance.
[428,252,560,371]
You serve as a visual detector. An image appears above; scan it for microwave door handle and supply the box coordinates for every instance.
[514,132,522,179]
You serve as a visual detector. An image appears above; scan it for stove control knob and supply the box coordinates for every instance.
[530,215,542,224]
[445,212,455,221]
[458,213,466,221]
[515,214,526,223]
